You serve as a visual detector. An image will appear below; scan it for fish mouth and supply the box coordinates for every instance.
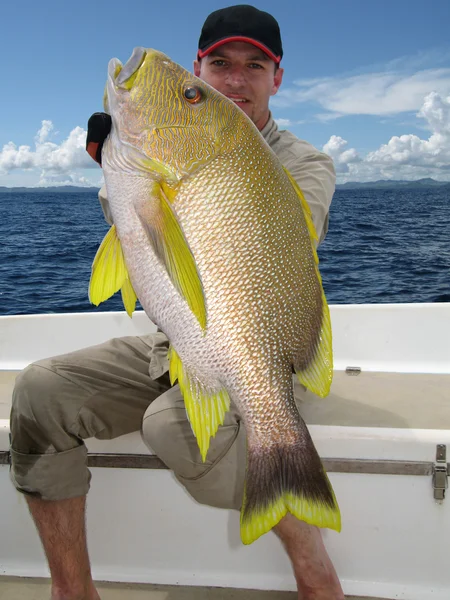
[109,47,148,89]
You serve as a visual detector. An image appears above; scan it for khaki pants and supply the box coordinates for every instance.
[10,333,306,511]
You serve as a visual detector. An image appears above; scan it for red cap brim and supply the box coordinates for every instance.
[198,37,281,64]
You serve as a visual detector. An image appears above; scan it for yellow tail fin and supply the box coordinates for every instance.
[240,438,341,545]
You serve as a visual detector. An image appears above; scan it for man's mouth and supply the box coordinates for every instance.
[227,95,249,104]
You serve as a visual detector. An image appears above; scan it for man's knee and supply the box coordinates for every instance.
[12,364,52,446]
[10,363,91,500]
[142,388,246,510]
[11,361,81,454]
[141,387,240,479]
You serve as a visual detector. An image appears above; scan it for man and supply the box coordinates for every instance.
[10,5,343,600]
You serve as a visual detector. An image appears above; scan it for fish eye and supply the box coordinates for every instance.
[183,86,203,104]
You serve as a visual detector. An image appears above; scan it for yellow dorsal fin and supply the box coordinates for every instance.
[169,346,230,461]
[283,168,333,397]
[283,167,319,262]
[148,183,207,331]
[88,224,137,317]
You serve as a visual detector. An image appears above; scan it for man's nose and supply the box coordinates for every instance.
[225,65,247,86]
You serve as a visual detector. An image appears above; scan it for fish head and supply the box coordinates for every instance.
[104,47,250,182]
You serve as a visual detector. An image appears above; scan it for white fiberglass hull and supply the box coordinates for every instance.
[1,303,449,599]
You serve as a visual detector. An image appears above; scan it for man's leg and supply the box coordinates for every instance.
[142,381,344,600]
[26,496,99,600]
[10,334,171,600]
[274,515,344,600]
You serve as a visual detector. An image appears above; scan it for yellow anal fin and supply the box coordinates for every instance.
[89,224,137,317]
[145,182,207,331]
[295,291,333,398]
[168,346,230,461]
[120,275,137,317]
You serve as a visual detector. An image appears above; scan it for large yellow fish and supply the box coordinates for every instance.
[89,47,341,544]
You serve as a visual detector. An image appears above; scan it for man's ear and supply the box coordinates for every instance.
[271,67,284,96]
[193,59,201,77]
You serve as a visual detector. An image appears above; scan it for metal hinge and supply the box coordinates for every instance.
[433,444,448,501]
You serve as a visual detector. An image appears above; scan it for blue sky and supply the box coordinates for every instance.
[1,0,450,186]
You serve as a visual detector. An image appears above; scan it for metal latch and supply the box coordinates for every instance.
[345,366,361,376]
[433,444,448,501]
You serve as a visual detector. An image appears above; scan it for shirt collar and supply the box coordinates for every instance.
[260,112,280,143]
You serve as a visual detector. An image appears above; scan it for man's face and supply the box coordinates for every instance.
[194,41,284,131]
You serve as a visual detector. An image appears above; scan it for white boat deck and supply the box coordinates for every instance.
[0,577,376,599]
[2,369,450,429]
[1,304,449,600]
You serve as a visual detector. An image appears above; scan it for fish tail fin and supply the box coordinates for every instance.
[240,425,341,545]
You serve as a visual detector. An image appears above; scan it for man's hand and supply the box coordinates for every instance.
[86,112,112,166]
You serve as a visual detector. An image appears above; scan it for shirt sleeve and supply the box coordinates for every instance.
[282,143,336,246]
[98,184,114,226]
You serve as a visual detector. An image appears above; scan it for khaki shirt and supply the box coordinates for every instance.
[98,112,335,246]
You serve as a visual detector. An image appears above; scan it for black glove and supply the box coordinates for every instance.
[86,112,112,166]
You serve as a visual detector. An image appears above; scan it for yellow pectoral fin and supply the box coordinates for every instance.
[148,183,207,331]
[89,224,138,317]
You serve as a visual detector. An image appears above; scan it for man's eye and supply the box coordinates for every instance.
[212,60,226,67]
[249,63,264,69]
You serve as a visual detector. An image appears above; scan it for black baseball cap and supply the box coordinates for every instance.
[198,5,283,64]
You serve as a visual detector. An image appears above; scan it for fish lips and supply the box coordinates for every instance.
[104,47,148,114]
[113,46,148,88]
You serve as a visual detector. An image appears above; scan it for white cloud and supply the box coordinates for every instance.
[323,92,450,182]
[35,120,54,144]
[274,118,293,127]
[322,136,361,173]
[420,90,450,136]
[0,121,95,182]
[37,170,99,187]
[366,92,450,169]
[274,118,307,128]
[3,88,450,187]
[315,113,344,123]
[272,64,450,118]
[384,48,450,74]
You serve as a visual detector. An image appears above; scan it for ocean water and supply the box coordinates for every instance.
[0,188,449,316]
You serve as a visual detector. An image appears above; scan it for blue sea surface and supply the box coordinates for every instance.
[0,188,449,316]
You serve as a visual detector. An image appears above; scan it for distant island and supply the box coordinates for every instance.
[1,178,449,193]
[0,185,100,193]
[335,178,450,190]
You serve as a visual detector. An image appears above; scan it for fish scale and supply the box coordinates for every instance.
[90,47,340,545]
